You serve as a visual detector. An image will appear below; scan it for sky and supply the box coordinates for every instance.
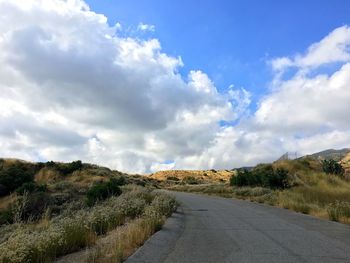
[86,0,350,102]
[1,0,350,173]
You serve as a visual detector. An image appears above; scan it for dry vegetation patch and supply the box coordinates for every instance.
[0,187,177,263]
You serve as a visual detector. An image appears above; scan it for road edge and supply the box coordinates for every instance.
[125,206,185,263]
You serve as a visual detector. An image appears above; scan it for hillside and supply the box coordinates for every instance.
[0,158,162,224]
[148,169,233,184]
[0,158,176,263]
[306,148,350,161]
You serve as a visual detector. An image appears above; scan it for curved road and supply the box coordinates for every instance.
[127,191,350,263]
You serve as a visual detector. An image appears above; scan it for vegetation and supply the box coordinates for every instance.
[166,176,179,181]
[85,192,177,263]
[322,159,344,176]
[0,162,37,196]
[327,201,350,222]
[86,177,124,206]
[16,182,47,195]
[0,159,176,263]
[182,176,200,185]
[45,160,83,176]
[230,165,290,189]
[0,187,177,263]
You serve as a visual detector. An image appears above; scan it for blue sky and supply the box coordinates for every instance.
[86,0,350,104]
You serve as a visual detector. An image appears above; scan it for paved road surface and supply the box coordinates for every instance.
[127,191,350,263]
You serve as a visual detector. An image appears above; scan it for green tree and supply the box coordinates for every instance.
[322,159,344,176]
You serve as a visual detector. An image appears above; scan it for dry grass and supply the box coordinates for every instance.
[167,183,234,197]
[0,188,177,263]
[0,195,16,212]
[148,169,233,183]
[57,192,177,263]
[327,201,350,222]
[90,216,165,263]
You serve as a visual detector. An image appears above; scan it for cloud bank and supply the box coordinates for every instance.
[0,0,350,173]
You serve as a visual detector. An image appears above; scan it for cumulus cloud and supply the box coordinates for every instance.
[1,0,349,173]
[271,25,350,71]
[187,25,350,168]
[0,0,247,173]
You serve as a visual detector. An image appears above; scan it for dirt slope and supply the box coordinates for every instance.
[148,169,233,183]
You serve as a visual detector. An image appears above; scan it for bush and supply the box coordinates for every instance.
[266,168,290,189]
[16,182,47,195]
[0,164,36,196]
[322,159,344,176]
[114,175,126,186]
[58,160,83,175]
[230,166,290,189]
[86,178,122,206]
[182,176,199,185]
[0,184,7,196]
[230,169,251,187]
[0,208,14,225]
[1,192,51,224]
[46,160,83,176]
[19,192,51,221]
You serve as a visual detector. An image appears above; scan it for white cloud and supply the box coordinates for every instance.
[0,0,246,173]
[150,161,175,173]
[137,23,155,32]
[185,25,350,168]
[1,0,350,173]
[271,25,350,71]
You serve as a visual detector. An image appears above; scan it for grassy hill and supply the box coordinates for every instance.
[0,159,176,263]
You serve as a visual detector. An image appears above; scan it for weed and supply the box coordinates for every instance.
[327,201,350,221]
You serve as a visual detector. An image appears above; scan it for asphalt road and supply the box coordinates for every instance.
[127,191,350,263]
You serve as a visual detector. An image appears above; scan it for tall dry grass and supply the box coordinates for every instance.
[87,193,177,263]
[0,188,177,263]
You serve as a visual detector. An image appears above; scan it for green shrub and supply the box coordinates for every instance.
[265,168,290,189]
[86,178,122,206]
[0,164,36,196]
[46,160,83,176]
[322,159,344,176]
[1,192,51,224]
[230,166,290,189]
[20,192,51,221]
[16,182,47,195]
[230,169,251,186]
[0,184,7,196]
[113,175,126,186]
[0,208,14,225]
